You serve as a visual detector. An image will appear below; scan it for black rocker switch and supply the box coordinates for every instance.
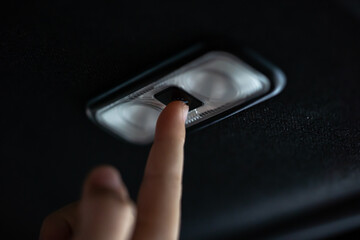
[154,86,203,111]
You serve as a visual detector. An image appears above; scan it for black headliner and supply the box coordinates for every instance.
[1,0,360,239]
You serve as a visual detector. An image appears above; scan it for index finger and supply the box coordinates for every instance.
[133,101,188,240]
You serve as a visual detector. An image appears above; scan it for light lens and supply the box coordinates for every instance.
[99,102,161,143]
[95,51,271,144]
[184,70,238,102]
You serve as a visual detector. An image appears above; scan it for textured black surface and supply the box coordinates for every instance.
[1,0,360,239]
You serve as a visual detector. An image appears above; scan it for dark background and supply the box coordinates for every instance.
[1,0,359,239]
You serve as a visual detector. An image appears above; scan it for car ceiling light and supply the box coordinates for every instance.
[87,44,286,144]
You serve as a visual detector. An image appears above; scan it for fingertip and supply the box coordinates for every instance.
[155,101,188,142]
[83,165,129,200]
[86,165,121,190]
[77,166,136,240]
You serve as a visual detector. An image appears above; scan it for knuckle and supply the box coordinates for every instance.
[155,136,185,146]
[40,212,71,240]
[42,212,58,227]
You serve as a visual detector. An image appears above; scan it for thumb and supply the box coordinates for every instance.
[74,166,136,240]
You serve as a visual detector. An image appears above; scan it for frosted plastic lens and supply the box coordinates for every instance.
[185,70,238,102]
[98,102,160,144]
[119,103,159,131]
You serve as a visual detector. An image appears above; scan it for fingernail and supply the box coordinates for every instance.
[182,104,189,123]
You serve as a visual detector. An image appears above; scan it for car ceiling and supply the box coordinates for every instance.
[1,0,359,239]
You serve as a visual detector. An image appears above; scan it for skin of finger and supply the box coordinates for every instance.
[133,101,188,240]
[74,166,136,240]
[39,202,78,240]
